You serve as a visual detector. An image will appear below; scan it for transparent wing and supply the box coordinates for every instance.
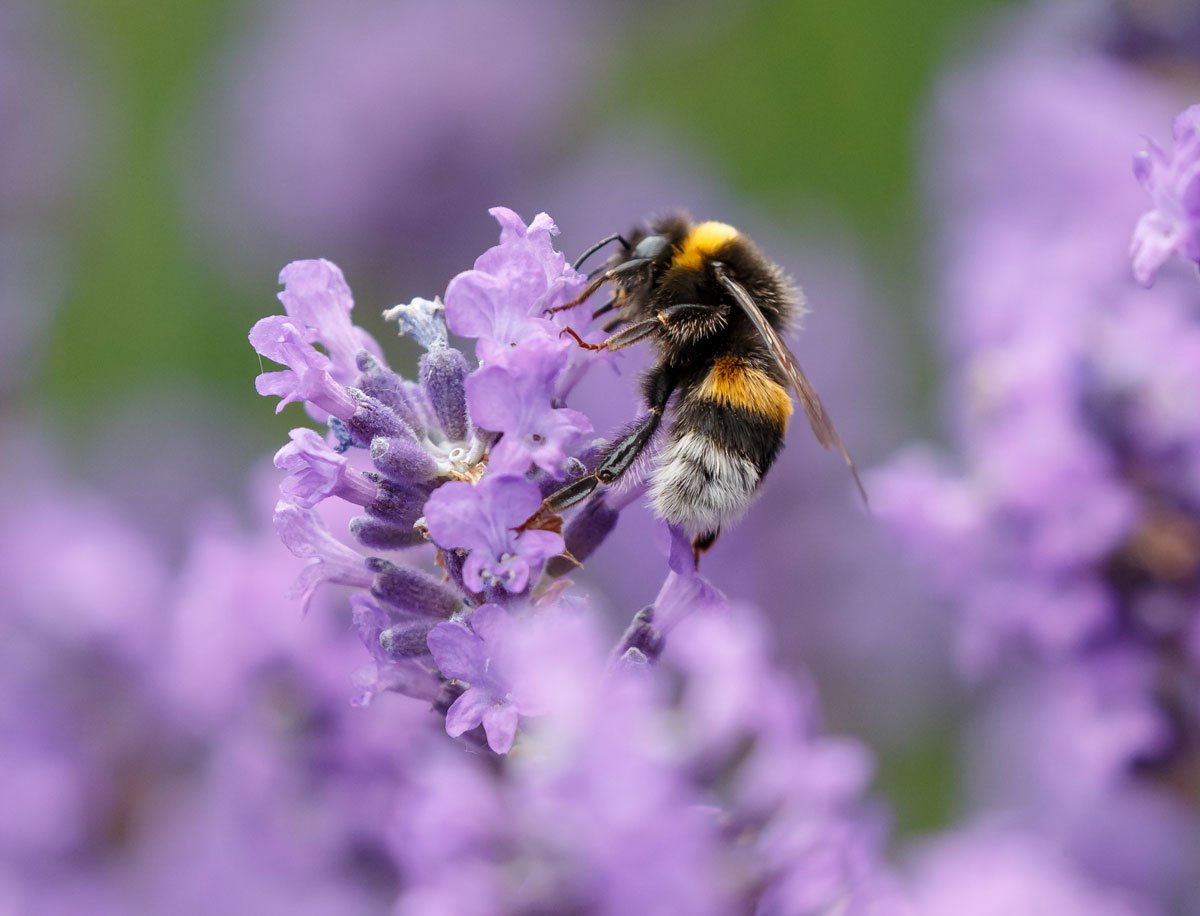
[715,267,868,506]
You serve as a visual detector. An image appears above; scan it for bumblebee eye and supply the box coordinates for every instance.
[632,235,668,260]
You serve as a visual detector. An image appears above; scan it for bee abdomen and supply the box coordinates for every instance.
[649,429,762,534]
[650,383,787,535]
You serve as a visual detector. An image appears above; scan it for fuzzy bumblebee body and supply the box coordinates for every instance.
[544,214,862,560]
[620,217,798,538]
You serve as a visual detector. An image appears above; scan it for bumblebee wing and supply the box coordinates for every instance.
[715,268,868,505]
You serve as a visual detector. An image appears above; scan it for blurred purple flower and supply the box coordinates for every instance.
[191,1,608,286]
[391,602,907,914]
[0,471,424,915]
[872,5,1200,908]
[909,825,1158,916]
[1131,105,1200,286]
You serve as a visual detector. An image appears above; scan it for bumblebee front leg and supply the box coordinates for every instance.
[543,257,651,315]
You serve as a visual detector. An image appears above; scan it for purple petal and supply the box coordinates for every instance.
[427,621,485,681]
[468,603,509,646]
[423,480,489,552]
[481,702,519,754]
[444,686,491,738]
[514,528,565,567]
[278,258,379,380]
[483,475,544,530]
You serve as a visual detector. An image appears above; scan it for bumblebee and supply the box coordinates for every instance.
[543,214,865,562]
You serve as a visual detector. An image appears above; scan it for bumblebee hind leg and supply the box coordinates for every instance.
[691,530,720,570]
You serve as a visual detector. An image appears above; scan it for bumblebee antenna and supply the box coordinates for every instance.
[573,233,629,271]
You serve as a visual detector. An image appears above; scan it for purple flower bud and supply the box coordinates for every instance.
[1131,105,1200,287]
[349,594,442,704]
[465,337,592,476]
[355,351,426,436]
[272,501,372,611]
[249,316,358,419]
[274,427,378,508]
[370,435,439,484]
[345,389,411,447]
[612,606,664,664]
[380,619,438,659]
[366,478,429,527]
[383,296,448,351]
[367,557,462,618]
[277,258,381,381]
[420,346,471,443]
[547,491,619,576]
[349,515,424,551]
[423,475,563,594]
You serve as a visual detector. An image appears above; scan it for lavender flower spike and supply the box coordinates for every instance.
[1131,105,1200,286]
[423,474,563,594]
[274,427,378,507]
[272,500,373,611]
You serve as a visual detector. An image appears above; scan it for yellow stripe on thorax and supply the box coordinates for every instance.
[697,356,793,426]
[671,221,740,271]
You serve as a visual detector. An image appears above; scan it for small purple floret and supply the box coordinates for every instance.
[277,258,381,381]
[465,337,592,475]
[443,207,587,359]
[274,427,377,508]
[427,604,529,753]
[272,500,372,611]
[250,315,358,418]
[423,475,563,594]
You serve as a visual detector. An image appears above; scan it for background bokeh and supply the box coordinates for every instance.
[11,0,1017,830]
[14,0,1200,910]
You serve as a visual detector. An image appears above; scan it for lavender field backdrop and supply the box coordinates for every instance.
[5,0,1200,913]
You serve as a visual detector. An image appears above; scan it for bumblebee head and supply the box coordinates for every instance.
[631,234,669,260]
[670,221,740,272]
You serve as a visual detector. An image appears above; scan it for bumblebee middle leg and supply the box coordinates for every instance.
[541,368,677,513]
[561,318,660,353]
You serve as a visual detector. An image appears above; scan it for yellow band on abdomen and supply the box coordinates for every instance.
[697,357,793,426]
